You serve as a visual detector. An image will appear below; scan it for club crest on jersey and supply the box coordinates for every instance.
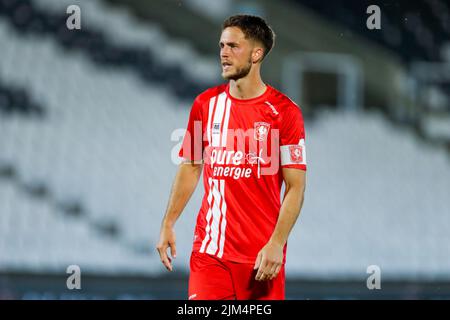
[254,122,270,141]
[289,145,303,163]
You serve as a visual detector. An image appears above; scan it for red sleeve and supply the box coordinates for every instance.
[178,95,204,162]
[279,103,307,171]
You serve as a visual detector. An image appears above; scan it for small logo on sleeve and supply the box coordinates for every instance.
[289,145,303,163]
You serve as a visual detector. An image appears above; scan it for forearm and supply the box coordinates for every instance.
[269,184,305,246]
[162,162,202,227]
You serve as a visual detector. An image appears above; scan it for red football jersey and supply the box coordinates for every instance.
[179,83,307,264]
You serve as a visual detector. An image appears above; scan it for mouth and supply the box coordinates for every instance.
[222,62,232,70]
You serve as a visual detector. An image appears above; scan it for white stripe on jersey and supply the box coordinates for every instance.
[211,92,227,147]
[200,177,214,253]
[206,96,216,145]
[205,179,222,255]
[201,93,231,257]
[217,179,227,258]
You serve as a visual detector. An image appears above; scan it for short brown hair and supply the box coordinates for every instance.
[222,14,275,60]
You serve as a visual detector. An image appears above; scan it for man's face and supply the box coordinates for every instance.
[219,27,255,80]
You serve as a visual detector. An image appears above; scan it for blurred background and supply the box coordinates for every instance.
[0,0,449,299]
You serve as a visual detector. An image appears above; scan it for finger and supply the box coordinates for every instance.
[163,255,173,271]
[256,271,266,281]
[255,258,268,281]
[259,271,267,281]
[169,242,177,259]
[255,262,265,280]
[155,243,166,261]
[264,263,277,281]
[258,268,268,281]
[255,266,265,281]
[161,253,172,271]
[262,263,275,281]
[269,264,281,280]
[156,244,173,271]
[270,264,282,280]
[253,252,262,270]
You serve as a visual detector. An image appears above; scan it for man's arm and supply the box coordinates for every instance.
[156,161,202,271]
[254,168,306,281]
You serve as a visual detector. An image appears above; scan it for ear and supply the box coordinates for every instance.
[252,47,264,63]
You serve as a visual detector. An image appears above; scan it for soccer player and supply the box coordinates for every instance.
[156,14,307,300]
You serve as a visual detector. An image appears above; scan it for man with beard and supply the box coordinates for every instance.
[157,15,307,300]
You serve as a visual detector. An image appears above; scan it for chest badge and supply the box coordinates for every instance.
[254,122,270,141]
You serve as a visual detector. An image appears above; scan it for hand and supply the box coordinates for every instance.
[253,241,284,281]
[156,224,177,271]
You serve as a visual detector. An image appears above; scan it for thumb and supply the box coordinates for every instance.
[254,251,262,270]
[170,242,177,259]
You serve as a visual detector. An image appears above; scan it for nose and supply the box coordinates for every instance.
[221,46,230,59]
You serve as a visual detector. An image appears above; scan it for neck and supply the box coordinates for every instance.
[228,67,266,100]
